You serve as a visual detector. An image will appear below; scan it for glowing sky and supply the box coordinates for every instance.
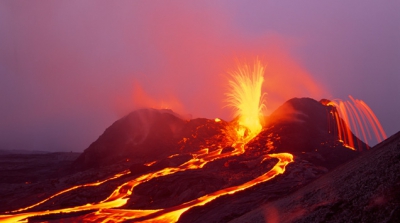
[1,1,399,151]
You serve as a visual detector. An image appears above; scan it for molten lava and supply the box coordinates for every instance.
[5,60,389,223]
[0,59,296,223]
[0,144,293,223]
[325,96,387,150]
[225,59,267,142]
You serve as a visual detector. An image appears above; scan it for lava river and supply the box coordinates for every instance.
[0,144,293,223]
[0,59,294,222]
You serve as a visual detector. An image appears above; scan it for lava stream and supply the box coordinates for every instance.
[9,170,131,213]
[0,145,246,223]
[79,153,294,222]
[326,96,387,150]
[0,59,284,223]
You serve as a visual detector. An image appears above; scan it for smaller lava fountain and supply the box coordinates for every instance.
[323,95,387,150]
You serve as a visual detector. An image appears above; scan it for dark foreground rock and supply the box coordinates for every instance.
[177,156,329,223]
[230,131,400,223]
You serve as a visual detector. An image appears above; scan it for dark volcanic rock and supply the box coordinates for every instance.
[69,98,367,222]
[2,97,378,222]
[129,154,193,176]
[73,109,230,171]
[177,156,329,223]
[73,109,186,170]
[74,98,363,172]
[130,171,226,209]
[177,98,369,222]
[0,152,80,184]
[248,98,364,169]
[230,131,400,223]
[126,153,279,210]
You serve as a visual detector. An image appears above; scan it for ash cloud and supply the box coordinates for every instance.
[0,1,399,151]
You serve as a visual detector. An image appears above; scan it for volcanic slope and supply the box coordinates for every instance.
[176,98,363,223]
[0,98,369,222]
[75,98,364,172]
[249,97,366,168]
[53,97,363,223]
[229,131,400,223]
[73,108,233,171]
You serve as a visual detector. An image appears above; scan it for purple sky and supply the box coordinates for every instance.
[1,1,399,151]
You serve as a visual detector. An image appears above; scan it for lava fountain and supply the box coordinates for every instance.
[0,59,295,223]
[225,59,267,142]
[325,95,387,150]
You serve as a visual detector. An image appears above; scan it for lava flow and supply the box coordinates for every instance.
[85,153,293,223]
[9,170,131,213]
[3,60,387,223]
[324,96,387,150]
[0,59,295,223]
[0,146,245,223]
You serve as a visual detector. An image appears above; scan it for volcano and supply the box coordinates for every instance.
[73,108,232,171]
[74,97,362,172]
[0,97,395,223]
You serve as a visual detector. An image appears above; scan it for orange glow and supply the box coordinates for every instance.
[225,59,267,142]
[82,153,294,223]
[8,170,130,213]
[142,153,293,223]
[1,57,298,223]
[357,99,387,142]
[0,197,130,223]
[134,153,293,223]
[117,81,186,115]
[0,145,248,222]
[144,160,157,166]
[242,42,328,114]
[326,96,387,150]
[0,113,294,223]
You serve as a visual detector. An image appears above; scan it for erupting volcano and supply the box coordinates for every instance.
[0,60,397,223]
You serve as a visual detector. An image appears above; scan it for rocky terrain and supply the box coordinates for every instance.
[0,152,79,184]
[73,108,233,171]
[0,97,395,223]
[230,131,400,223]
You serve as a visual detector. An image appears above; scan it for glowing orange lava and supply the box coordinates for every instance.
[84,153,294,223]
[326,95,387,150]
[8,170,130,214]
[0,59,296,223]
[134,153,293,223]
[225,59,267,142]
[0,143,293,223]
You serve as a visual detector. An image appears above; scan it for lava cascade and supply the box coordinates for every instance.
[324,96,387,150]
